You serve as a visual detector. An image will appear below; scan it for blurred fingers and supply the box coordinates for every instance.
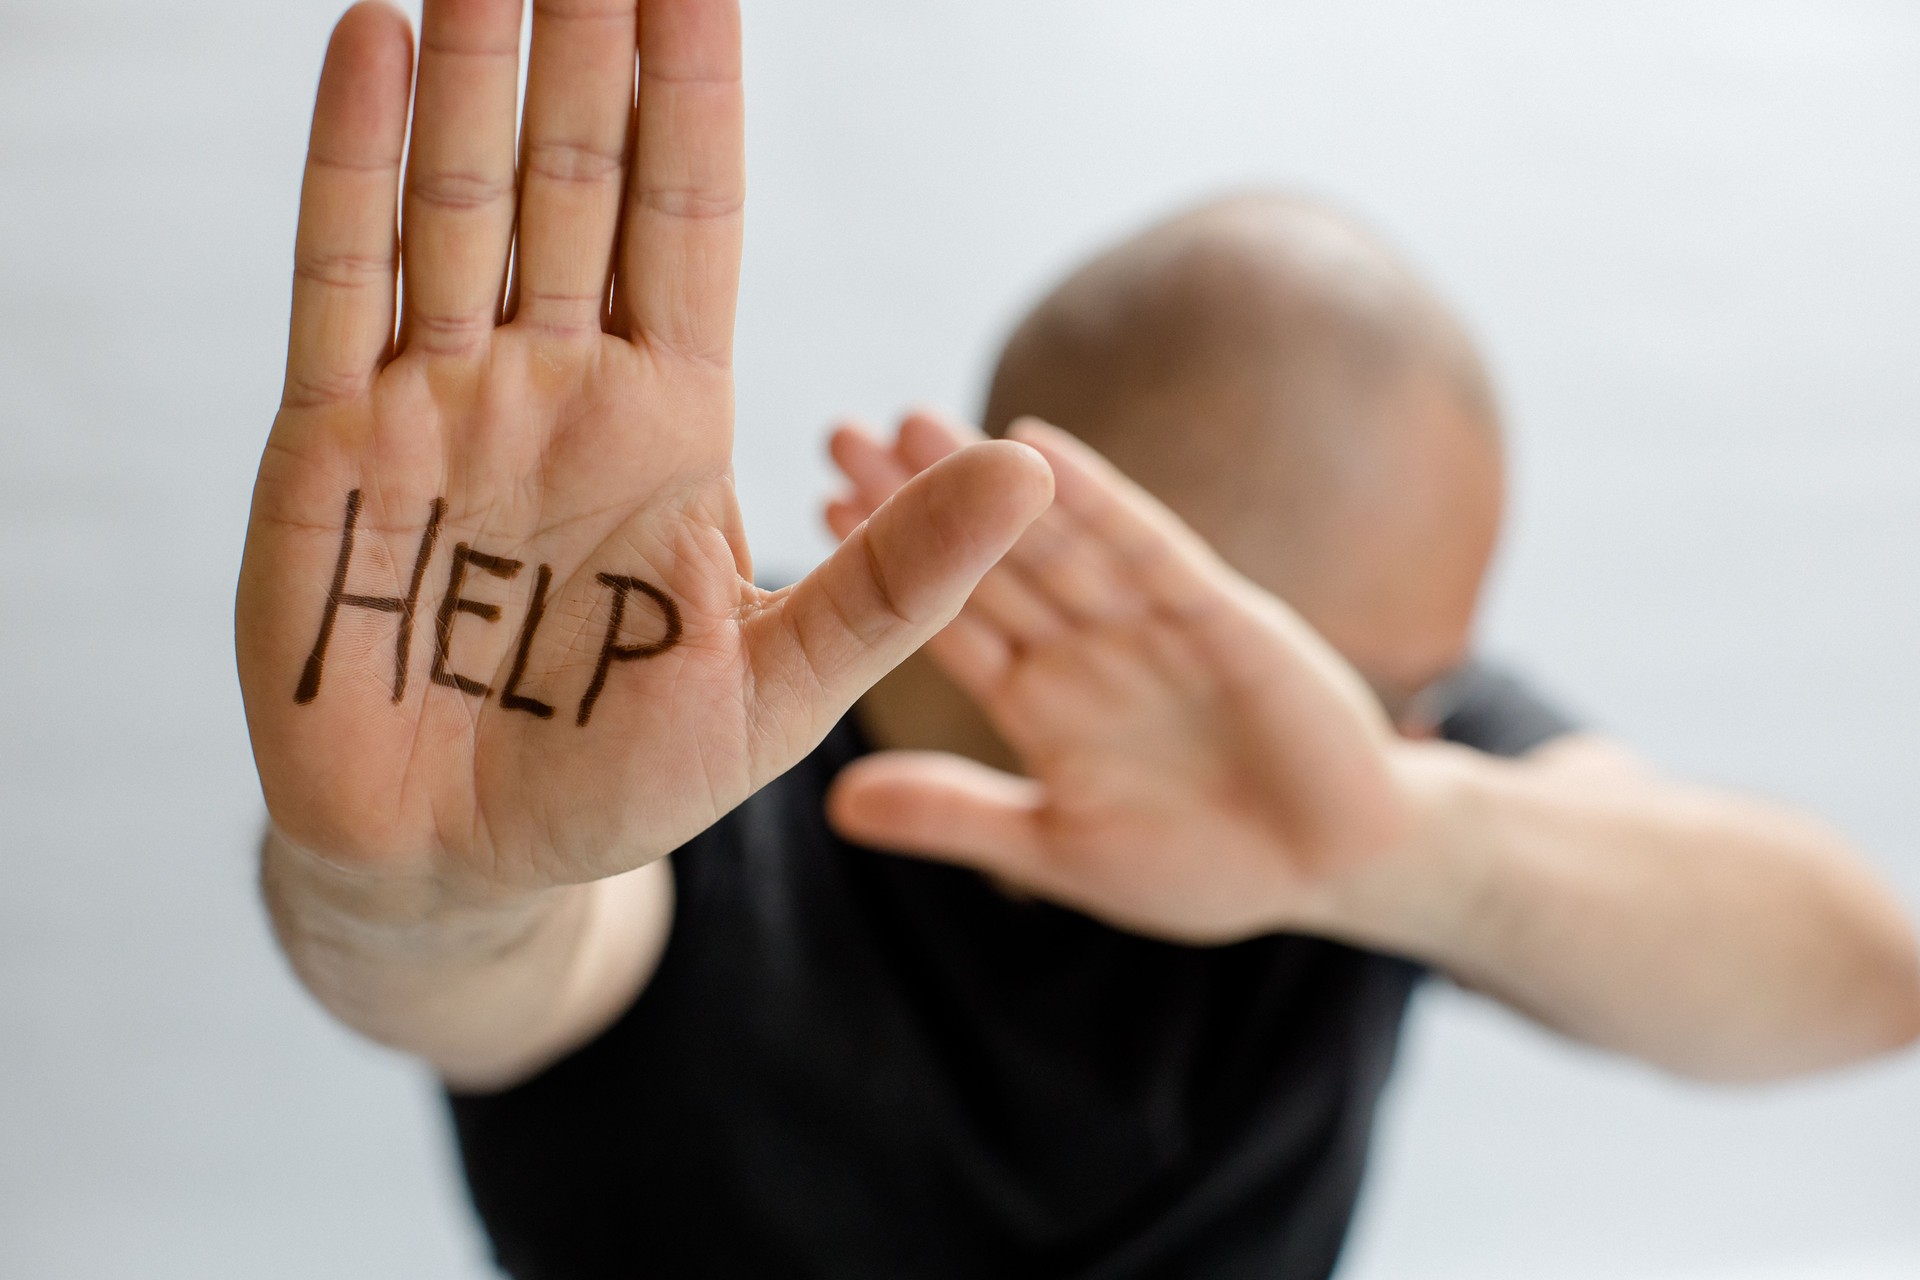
[894,411,1153,625]
[827,421,914,509]
[893,408,974,470]
[955,567,1064,647]
[1008,419,1372,705]
[750,440,1052,757]
[919,613,1015,699]
[827,419,1068,650]
[826,751,1044,876]
[825,489,1058,679]
[1006,418,1230,618]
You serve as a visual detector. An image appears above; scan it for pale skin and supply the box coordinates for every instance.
[830,412,1920,1083]
[249,2,1920,1095]
[240,0,1054,1090]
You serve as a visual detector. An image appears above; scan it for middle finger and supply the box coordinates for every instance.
[399,0,524,356]
[511,0,638,334]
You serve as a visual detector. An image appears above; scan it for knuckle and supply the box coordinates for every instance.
[404,309,494,355]
[418,14,520,60]
[633,184,745,223]
[532,0,633,20]
[281,367,368,410]
[307,151,398,178]
[860,535,919,633]
[293,248,392,290]
[408,168,514,213]
[638,65,742,90]
[636,328,731,372]
[524,139,625,187]
[512,289,607,338]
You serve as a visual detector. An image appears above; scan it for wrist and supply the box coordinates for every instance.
[259,824,641,1089]
[1297,741,1503,964]
[261,824,572,953]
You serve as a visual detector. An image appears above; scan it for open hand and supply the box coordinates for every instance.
[236,1,1051,899]
[825,412,1407,943]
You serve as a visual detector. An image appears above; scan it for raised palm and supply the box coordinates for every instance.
[825,413,1407,943]
[237,0,1049,894]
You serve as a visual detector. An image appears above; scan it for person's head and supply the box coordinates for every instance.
[984,191,1504,732]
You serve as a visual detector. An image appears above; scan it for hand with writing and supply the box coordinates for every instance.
[825,413,1410,944]
[236,0,1052,900]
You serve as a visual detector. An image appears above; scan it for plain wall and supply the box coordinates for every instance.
[2,1,1917,1275]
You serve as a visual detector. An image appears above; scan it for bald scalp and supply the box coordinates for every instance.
[981,193,1499,560]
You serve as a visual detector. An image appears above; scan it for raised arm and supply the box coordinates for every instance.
[826,413,1920,1082]
[238,0,1052,1091]
[1321,734,1920,1080]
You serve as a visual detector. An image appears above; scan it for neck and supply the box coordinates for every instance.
[854,651,1023,775]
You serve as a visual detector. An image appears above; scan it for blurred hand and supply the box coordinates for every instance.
[236,0,1051,901]
[825,412,1408,944]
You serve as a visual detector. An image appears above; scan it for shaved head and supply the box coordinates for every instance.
[983,192,1506,717]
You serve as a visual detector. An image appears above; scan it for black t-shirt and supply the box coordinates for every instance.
[449,666,1574,1280]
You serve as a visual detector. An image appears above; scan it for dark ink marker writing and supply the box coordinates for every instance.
[295,491,447,705]
[431,544,523,699]
[296,492,688,724]
[500,564,557,720]
[577,575,684,727]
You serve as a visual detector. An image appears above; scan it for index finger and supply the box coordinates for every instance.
[615,0,745,362]
[1005,419,1234,620]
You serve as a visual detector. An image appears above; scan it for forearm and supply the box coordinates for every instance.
[1320,741,1920,1081]
[260,828,672,1092]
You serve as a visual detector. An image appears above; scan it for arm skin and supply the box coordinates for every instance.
[245,1,1050,1093]
[260,829,674,1092]
[1335,735,1920,1081]
[255,4,1916,1095]
[828,413,1920,1084]
[267,402,1920,1091]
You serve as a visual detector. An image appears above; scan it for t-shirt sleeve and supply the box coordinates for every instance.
[1435,663,1581,758]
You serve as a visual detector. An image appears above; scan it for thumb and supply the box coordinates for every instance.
[826,751,1046,878]
[748,439,1052,760]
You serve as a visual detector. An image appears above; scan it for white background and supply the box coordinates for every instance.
[2,1,1918,1275]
